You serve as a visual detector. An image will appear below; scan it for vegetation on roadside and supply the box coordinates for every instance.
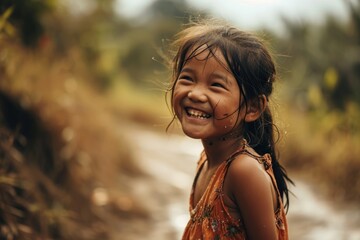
[0,3,147,238]
[0,0,359,238]
[273,2,360,203]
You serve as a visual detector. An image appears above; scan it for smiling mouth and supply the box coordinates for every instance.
[186,108,211,119]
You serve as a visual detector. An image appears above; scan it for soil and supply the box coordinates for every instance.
[113,122,360,240]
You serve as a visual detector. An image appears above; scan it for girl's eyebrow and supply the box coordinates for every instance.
[180,67,194,74]
[209,71,230,84]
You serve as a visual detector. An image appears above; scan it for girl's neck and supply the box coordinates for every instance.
[201,136,245,168]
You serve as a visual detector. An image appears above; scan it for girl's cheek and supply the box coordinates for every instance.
[172,92,181,117]
[172,90,179,105]
[229,115,241,128]
[216,110,242,129]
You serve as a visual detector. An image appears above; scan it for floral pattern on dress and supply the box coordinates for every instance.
[182,148,289,240]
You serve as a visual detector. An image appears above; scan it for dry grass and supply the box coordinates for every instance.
[278,106,360,203]
[107,76,173,130]
[0,38,148,239]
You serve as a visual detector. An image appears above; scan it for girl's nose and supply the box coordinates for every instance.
[187,89,207,103]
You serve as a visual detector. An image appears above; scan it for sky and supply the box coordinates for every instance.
[115,0,353,34]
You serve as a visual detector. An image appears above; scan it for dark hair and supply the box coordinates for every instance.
[168,20,293,210]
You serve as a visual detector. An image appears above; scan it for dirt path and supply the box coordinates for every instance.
[119,123,360,240]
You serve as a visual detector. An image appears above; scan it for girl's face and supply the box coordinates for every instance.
[172,47,244,140]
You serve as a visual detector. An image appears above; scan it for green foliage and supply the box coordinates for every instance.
[272,1,360,204]
[275,2,360,113]
[95,0,197,89]
[0,7,15,36]
[0,0,55,47]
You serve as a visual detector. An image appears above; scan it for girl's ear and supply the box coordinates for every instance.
[244,95,267,122]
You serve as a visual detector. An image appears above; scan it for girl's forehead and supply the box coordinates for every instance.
[186,44,222,59]
[184,44,230,71]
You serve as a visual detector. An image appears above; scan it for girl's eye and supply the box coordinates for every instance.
[179,75,193,82]
[211,82,225,88]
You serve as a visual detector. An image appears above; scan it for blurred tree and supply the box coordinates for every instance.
[0,0,55,47]
[148,0,191,19]
[119,0,202,86]
[275,1,360,112]
[0,7,15,37]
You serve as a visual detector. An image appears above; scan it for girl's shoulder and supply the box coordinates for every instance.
[224,147,274,203]
[226,150,270,186]
[224,149,279,238]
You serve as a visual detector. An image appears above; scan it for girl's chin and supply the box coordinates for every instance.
[181,127,210,139]
[182,130,222,140]
[183,131,205,139]
[183,128,242,142]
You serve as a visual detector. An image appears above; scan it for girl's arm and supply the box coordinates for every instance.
[226,155,278,240]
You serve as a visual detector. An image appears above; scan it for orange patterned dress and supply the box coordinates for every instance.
[182,145,288,240]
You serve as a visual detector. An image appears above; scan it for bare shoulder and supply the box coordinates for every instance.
[226,152,273,201]
[225,153,278,239]
[226,153,269,187]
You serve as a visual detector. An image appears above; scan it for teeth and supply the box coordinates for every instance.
[187,108,211,119]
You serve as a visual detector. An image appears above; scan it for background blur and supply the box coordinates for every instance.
[0,0,359,239]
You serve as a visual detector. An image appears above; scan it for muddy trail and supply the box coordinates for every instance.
[116,122,360,240]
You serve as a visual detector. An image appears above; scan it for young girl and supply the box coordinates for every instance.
[167,21,292,240]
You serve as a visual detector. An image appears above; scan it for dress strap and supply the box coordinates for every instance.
[226,144,272,170]
[196,150,207,172]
